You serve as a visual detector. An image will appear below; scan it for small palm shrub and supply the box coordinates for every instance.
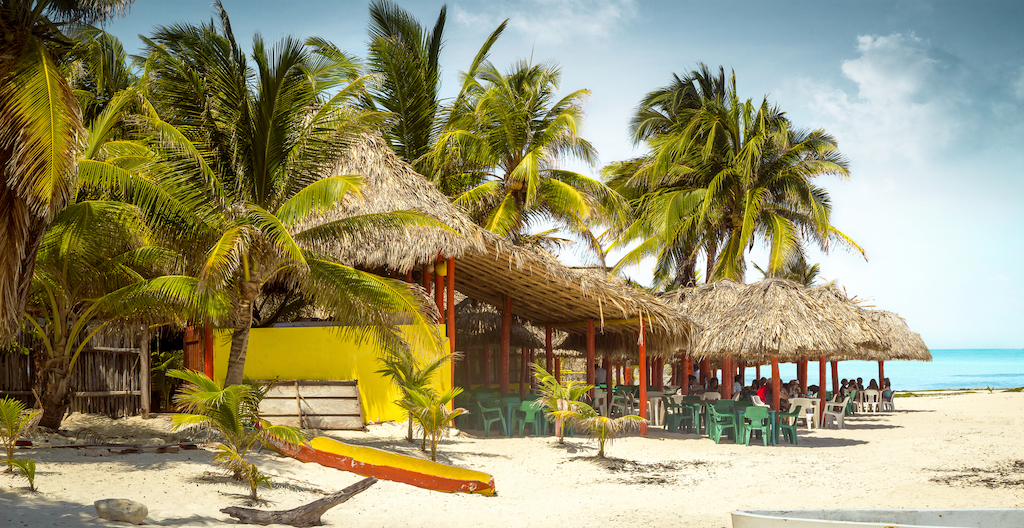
[10,458,37,491]
[377,348,453,448]
[167,370,306,500]
[550,401,646,458]
[399,387,467,462]
[1,396,40,471]
[533,365,592,444]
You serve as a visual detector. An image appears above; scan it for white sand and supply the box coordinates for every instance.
[3,391,1022,527]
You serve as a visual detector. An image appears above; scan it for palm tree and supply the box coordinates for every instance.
[1,396,40,470]
[0,0,133,342]
[24,199,225,429]
[433,60,627,254]
[366,0,506,193]
[167,369,305,500]
[606,64,728,288]
[753,253,824,286]
[398,387,466,462]
[533,365,592,444]
[609,67,863,284]
[141,4,449,386]
[376,347,452,445]
[549,400,645,458]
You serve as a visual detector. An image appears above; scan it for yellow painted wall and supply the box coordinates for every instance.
[211,326,450,423]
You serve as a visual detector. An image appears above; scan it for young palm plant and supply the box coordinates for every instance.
[398,387,466,462]
[376,347,452,446]
[533,365,592,444]
[0,396,40,471]
[549,401,646,458]
[167,369,305,500]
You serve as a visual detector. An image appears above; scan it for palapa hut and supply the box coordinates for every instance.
[694,278,883,411]
[863,309,932,390]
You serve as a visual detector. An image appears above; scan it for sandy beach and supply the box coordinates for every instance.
[3,391,1022,528]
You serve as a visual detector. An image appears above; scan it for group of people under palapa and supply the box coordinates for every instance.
[684,374,894,407]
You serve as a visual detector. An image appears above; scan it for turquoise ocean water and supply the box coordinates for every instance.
[739,349,1024,391]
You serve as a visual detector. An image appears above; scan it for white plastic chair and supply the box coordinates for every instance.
[879,390,895,412]
[822,395,851,429]
[751,394,769,408]
[862,389,881,412]
[701,391,721,401]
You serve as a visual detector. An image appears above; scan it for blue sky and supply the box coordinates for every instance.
[102,1,1024,349]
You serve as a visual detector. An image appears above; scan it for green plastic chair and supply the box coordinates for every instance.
[662,396,692,433]
[741,406,771,446]
[514,400,544,437]
[476,397,507,437]
[707,401,737,444]
[777,404,801,445]
[845,390,857,416]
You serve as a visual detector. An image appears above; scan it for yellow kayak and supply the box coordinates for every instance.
[271,436,496,496]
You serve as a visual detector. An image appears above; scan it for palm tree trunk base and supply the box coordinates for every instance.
[221,477,376,527]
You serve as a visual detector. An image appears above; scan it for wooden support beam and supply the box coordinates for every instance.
[500,295,512,395]
[820,356,828,423]
[434,257,444,322]
[638,317,647,435]
[586,319,595,397]
[878,360,885,389]
[140,325,150,419]
[554,357,561,383]
[831,361,840,395]
[545,324,553,374]
[681,354,690,395]
[721,356,731,399]
[771,355,781,412]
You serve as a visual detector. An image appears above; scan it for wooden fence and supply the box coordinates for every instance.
[0,325,150,419]
[258,380,364,430]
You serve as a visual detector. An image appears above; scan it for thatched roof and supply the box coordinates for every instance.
[455,298,545,349]
[306,134,484,272]
[453,232,692,357]
[693,278,884,363]
[864,310,932,361]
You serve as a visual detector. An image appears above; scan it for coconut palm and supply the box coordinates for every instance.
[432,60,627,255]
[167,369,305,500]
[376,347,452,445]
[608,67,863,284]
[0,0,133,342]
[25,199,226,429]
[140,4,450,386]
[367,0,506,193]
[533,365,592,444]
[549,400,645,458]
[1,396,40,470]
[62,25,140,127]
[398,387,466,462]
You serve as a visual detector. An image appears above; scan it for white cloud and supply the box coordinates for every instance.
[452,0,637,44]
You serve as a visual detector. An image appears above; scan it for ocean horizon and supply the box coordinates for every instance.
[742,349,1024,392]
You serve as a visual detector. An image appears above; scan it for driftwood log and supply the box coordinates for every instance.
[221,477,377,527]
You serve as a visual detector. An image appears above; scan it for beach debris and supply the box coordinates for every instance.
[220,477,376,527]
[94,498,149,524]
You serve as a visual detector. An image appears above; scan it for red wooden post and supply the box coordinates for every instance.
[819,355,827,423]
[545,324,554,374]
[422,264,431,294]
[500,295,512,395]
[681,354,690,395]
[831,360,840,395]
[801,357,809,394]
[878,360,885,389]
[586,319,596,397]
[483,345,492,388]
[405,269,413,283]
[739,360,746,385]
[446,258,456,392]
[433,258,444,321]
[771,355,781,412]
[756,364,761,380]
[656,358,664,391]
[554,357,561,383]
[638,317,647,435]
[203,325,214,378]
[700,358,711,385]
[519,348,528,398]
[720,356,731,398]
[624,363,632,385]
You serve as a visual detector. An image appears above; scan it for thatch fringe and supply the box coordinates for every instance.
[863,310,932,361]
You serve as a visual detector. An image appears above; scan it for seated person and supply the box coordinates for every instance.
[733,374,743,395]
[687,374,704,394]
[867,379,879,391]
[707,377,721,393]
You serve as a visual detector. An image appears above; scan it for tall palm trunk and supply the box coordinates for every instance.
[34,348,74,430]
[224,280,261,386]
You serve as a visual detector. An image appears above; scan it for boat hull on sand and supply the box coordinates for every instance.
[732,508,1023,528]
[271,436,496,496]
